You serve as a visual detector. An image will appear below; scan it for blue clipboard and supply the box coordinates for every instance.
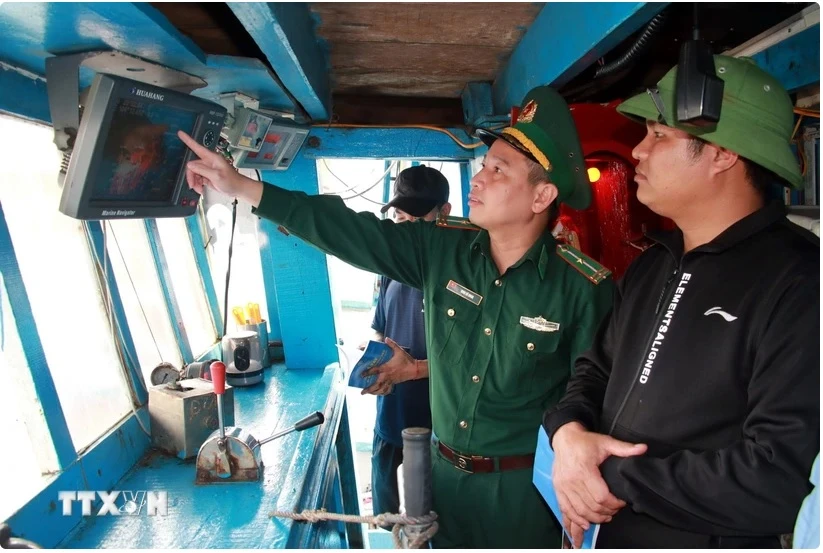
[348,340,393,389]
[533,426,600,548]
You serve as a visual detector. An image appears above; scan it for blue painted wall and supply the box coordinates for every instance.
[259,155,338,370]
[303,127,479,161]
[229,3,331,121]
[0,65,50,124]
[0,2,295,125]
[493,2,668,112]
[6,413,150,548]
[259,235,285,344]
[752,24,820,92]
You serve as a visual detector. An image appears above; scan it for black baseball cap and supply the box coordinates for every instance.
[380,165,450,217]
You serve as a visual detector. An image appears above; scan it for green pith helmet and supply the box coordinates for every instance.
[617,55,802,188]
[475,85,591,209]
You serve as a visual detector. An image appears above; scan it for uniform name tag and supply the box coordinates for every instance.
[446,280,483,306]
[520,316,559,332]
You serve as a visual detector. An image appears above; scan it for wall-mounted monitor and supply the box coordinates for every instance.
[233,118,309,172]
[59,74,227,220]
[224,107,273,152]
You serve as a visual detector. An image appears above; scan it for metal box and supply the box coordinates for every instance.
[148,378,235,459]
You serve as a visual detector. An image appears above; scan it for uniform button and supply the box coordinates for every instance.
[527,343,535,351]
[494,279,502,287]
[459,420,468,429]
[484,328,492,336]
[472,375,480,383]
[447,308,455,317]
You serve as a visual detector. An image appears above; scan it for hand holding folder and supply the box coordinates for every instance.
[533,427,601,548]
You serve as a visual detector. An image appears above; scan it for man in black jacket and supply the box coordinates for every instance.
[543,55,820,547]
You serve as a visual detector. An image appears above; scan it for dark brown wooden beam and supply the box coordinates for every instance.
[330,94,465,126]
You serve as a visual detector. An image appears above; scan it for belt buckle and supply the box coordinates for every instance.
[454,452,474,473]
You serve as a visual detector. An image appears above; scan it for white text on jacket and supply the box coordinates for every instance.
[640,273,692,384]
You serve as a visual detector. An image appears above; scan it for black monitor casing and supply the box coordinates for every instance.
[59,74,227,220]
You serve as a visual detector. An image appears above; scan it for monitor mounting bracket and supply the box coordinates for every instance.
[45,50,207,151]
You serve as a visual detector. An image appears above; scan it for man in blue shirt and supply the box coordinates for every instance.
[362,165,451,519]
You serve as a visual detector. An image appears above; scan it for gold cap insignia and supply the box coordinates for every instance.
[518,100,537,123]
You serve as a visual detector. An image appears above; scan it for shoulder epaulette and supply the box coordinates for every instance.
[556,244,611,285]
[436,214,481,231]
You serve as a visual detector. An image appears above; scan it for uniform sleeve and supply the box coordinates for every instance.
[599,275,820,536]
[371,277,388,334]
[569,277,614,372]
[253,184,428,289]
[543,275,620,441]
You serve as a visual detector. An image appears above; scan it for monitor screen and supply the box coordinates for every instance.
[59,74,227,220]
[235,111,272,151]
[233,120,309,171]
[244,131,288,164]
[92,98,198,204]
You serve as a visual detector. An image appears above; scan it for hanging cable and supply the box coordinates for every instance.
[320,159,397,205]
[222,199,239,337]
[340,177,387,201]
[593,11,668,79]
[322,159,396,196]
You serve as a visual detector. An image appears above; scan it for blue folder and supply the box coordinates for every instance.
[347,340,393,389]
[533,426,600,548]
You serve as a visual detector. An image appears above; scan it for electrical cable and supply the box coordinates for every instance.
[222,199,238,338]
[593,11,668,79]
[320,159,397,205]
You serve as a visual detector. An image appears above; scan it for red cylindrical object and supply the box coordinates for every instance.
[211,361,226,395]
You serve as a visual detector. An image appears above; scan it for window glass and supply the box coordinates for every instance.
[155,218,217,358]
[0,115,132,451]
[105,219,184,380]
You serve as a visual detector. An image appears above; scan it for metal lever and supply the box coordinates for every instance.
[257,411,325,446]
[210,362,232,479]
[0,524,41,549]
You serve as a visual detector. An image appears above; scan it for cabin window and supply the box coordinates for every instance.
[202,169,269,333]
[155,218,218,359]
[0,274,56,521]
[434,161,466,218]
[104,219,185,381]
[0,115,132,451]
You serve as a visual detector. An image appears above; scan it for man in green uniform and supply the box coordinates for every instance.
[179,85,613,548]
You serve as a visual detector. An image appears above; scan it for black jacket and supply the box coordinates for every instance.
[543,202,820,548]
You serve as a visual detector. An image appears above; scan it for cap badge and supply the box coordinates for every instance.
[518,100,538,123]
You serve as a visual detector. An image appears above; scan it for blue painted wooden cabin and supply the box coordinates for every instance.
[0,2,818,549]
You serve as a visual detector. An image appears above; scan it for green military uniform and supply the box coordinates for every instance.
[253,86,613,548]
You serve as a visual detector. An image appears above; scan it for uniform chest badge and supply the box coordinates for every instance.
[520,316,559,332]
